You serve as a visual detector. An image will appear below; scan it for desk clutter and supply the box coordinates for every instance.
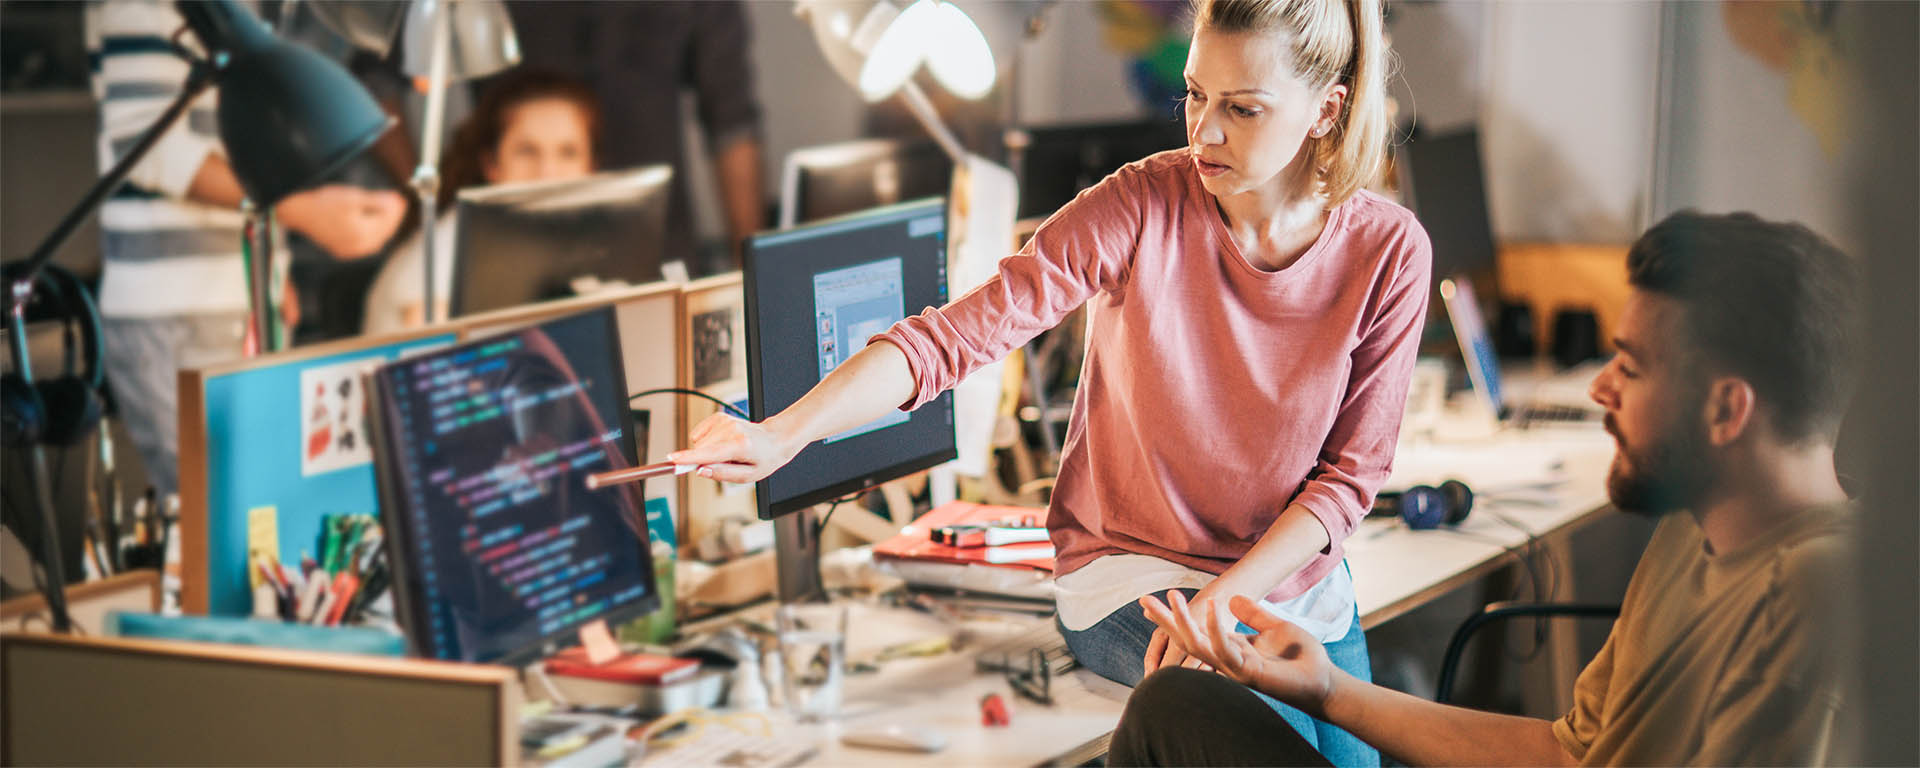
[517,596,1088,766]
[76,484,176,582]
[248,512,387,626]
[872,501,1057,602]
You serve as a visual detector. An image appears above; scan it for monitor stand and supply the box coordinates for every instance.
[774,508,826,603]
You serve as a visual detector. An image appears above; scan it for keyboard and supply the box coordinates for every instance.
[635,720,817,768]
[1511,402,1598,427]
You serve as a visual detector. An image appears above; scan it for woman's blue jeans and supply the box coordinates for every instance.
[1060,587,1380,768]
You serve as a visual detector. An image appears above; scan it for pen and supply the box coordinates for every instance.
[585,461,696,490]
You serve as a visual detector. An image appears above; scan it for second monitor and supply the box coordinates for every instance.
[453,166,674,318]
[743,198,958,521]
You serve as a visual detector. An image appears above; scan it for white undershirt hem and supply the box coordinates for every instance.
[1054,554,1356,644]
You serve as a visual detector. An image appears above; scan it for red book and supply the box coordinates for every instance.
[543,645,699,685]
[874,501,1054,572]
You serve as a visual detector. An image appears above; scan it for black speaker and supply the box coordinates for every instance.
[1551,308,1601,368]
[1494,301,1537,359]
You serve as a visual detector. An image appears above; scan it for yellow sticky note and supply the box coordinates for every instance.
[247,506,279,589]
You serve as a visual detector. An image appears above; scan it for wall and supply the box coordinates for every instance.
[1654,2,1855,253]
[1481,3,1662,244]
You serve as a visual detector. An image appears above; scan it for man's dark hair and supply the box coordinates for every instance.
[1627,211,1862,443]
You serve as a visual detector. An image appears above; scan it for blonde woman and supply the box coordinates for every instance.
[675,1,1421,762]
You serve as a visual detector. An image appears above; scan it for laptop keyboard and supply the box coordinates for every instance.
[1515,402,1596,425]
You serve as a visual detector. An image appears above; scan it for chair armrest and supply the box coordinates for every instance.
[1435,601,1620,704]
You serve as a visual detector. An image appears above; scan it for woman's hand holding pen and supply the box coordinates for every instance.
[669,340,918,484]
[667,412,802,484]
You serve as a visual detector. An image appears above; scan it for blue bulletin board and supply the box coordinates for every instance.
[200,336,456,615]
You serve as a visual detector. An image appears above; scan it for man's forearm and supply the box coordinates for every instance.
[186,152,246,209]
[1318,669,1577,767]
[715,136,764,257]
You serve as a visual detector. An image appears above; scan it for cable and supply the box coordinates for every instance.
[1479,508,1560,661]
[814,496,847,538]
[628,388,747,419]
[810,490,869,598]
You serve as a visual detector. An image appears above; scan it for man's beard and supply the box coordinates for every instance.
[1605,412,1716,517]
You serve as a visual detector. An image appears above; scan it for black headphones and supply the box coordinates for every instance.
[1371,479,1474,530]
[1,263,106,448]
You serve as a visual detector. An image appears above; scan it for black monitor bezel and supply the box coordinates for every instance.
[449,166,675,318]
[790,139,953,226]
[368,306,660,665]
[742,197,958,520]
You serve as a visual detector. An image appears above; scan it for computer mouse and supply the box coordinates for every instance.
[840,723,949,753]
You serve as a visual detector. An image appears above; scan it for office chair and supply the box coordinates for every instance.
[1434,600,1621,705]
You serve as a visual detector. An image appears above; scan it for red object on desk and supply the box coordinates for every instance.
[980,693,1011,726]
[544,645,699,685]
[874,501,1054,572]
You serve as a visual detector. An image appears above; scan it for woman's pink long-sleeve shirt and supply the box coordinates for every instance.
[878,150,1431,603]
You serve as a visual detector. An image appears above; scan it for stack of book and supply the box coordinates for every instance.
[873,501,1054,601]
[542,645,703,710]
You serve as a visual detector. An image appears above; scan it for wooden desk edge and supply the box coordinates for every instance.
[0,570,161,623]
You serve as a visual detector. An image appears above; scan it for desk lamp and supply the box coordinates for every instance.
[798,0,1018,491]
[283,0,521,325]
[401,0,521,324]
[2,0,391,631]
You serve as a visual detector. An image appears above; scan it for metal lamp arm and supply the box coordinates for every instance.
[8,56,215,320]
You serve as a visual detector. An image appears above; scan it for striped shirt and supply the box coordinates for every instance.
[85,0,248,317]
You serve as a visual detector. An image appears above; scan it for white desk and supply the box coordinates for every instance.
[666,602,1130,767]
[647,422,1617,767]
[792,615,1130,767]
[1352,425,1615,628]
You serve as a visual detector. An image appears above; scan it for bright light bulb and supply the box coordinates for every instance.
[925,1,994,99]
[858,0,936,101]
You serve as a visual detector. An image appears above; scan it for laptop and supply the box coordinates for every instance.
[1439,275,1600,428]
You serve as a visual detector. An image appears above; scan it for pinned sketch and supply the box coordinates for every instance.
[691,308,735,387]
[300,356,384,476]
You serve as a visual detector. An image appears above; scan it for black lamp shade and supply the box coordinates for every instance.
[178,0,393,207]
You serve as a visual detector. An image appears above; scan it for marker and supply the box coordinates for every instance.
[584,462,697,490]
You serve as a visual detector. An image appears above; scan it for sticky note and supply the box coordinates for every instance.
[578,619,621,665]
[247,506,279,589]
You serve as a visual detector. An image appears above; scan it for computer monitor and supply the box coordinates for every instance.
[777,139,953,228]
[1015,118,1187,220]
[746,198,956,602]
[744,197,958,522]
[1398,127,1498,288]
[367,307,659,664]
[452,166,674,318]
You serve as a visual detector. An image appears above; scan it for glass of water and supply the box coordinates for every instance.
[774,602,847,722]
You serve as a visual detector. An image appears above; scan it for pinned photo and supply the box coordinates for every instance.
[300,356,383,476]
[691,308,735,388]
